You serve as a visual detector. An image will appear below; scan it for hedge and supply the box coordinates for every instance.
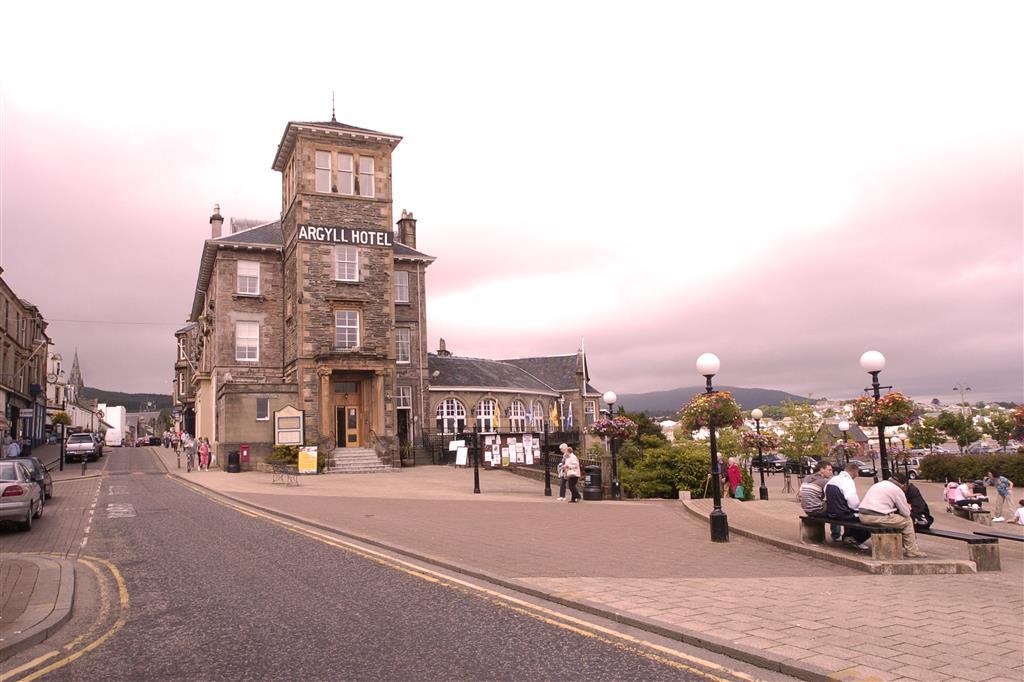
[918,454,1024,486]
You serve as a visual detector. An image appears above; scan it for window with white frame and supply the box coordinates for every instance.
[394,270,409,303]
[334,310,359,350]
[358,156,374,197]
[237,260,260,295]
[436,398,466,434]
[336,153,354,195]
[396,386,412,410]
[532,401,545,432]
[395,328,411,364]
[177,338,185,360]
[315,150,331,193]
[509,400,526,432]
[178,372,184,396]
[335,245,358,282]
[235,321,259,361]
[256,398,270,421]
[585,400,597,425]
[476,398,497,432]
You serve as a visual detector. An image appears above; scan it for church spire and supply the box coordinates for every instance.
[69,349,84,390]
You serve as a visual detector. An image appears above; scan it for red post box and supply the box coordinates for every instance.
[240,444,250,463]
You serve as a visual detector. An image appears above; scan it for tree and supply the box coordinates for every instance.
[907,418,943,451]
[936,411,980,454]
[983,412,1014,451]
[755,405,786,420]
[622,411,667,445]
[931,398,941,406]
[778,400,824,461]
[52,412,71,426]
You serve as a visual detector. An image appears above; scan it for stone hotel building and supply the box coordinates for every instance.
[175,118,602,468]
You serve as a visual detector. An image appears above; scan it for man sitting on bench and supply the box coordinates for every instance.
[825,462,870,549]
[952,480,985,508]
[858,473,928,558]
[800,461,837,540]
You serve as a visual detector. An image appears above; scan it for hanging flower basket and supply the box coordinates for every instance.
[588,416,638,440]
[1014,405,1024,429]
[829,441,861,460]
[680,391,744,432]
[851,392,915,427]
[741,428,780,453]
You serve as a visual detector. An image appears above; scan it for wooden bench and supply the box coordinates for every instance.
[918,527,1000,571]
[800,516,904,560]
[270,463,299,486]
[951,504,991,526]
[974,530,1024,543]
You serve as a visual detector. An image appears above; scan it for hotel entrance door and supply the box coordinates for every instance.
[332,378,362,448]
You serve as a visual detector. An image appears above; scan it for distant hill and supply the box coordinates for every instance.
[81,387,173,410]
[617,386,815,416]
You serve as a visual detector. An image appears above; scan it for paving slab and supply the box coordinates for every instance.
[148,447,1024,682]
[0,555,75,661]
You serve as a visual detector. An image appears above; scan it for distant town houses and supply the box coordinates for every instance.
[1,269,51,445]
[172,118,604,469]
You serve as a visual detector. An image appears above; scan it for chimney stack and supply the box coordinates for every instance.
[396,209,417,249]
[210,204,224,239]
[437,338,451,357]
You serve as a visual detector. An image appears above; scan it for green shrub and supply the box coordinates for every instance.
[918,454,1023,485]
[620,442,711,499]
[269,445,299,463]
[740,465,755,500]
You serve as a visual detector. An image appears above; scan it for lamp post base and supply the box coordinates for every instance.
[710,509,730,542]
[759,486,768,501]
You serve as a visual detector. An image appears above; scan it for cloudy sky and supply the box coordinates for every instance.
[1,1,1021,403]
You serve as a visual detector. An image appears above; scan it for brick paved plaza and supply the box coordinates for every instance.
[149,447,1023,681]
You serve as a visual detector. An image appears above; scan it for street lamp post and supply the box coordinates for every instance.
[897,432,908,476]
[838,420,850,464]
[603,390,620,500]
[697,353,729,542]
[752,408,768,500]
[543,421,552,496]
[860,350,892,481]
[471,425,481,494]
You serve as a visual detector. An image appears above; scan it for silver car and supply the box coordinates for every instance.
[0,460,43,531]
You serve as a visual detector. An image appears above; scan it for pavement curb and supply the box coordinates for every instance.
[678,499,977,575]
[158,460,837,682]
[0,555,76,663]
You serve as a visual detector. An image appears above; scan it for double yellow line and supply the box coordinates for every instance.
[174,476,756,682]
[1,556,129,682]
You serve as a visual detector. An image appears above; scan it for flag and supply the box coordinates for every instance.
[567,402,574,429]
[493,408,500,431]
[550,403,559,428]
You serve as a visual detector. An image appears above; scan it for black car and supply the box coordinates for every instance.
[751,454,788,472]
[848,459,876,477]
[10,456,53,500]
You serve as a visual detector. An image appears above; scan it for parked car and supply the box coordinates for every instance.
[751,454,788,472]
[148,436,162,446]
[893,456,923,479]
[966,442,995,454]
[0,460,43,531]
[66,433,101,462]
[9,456,53,500]
[848,459,876,477]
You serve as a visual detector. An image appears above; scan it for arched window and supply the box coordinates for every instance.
[476,398,498,432]
[532,401,545,432]
[509,400,526,432]
[436,398,466,434]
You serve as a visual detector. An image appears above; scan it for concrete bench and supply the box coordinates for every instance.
[952,505,991,526]
[918,527,1000,571]
[800,516,904,560]
[974,530,1024,543]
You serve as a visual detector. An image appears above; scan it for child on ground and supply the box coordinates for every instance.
[1014,500,1024,526]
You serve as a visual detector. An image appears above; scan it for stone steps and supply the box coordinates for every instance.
[325,447,395,474]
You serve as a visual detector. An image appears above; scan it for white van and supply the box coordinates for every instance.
[105,429,124,447]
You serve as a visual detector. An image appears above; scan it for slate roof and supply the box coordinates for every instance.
[428,354,558,395]
[819,423,870,442]
[175,322,197,335]
[394,242,435,261]
[292,120,401,138]
[501,354,599,394]
[215,220,284,246]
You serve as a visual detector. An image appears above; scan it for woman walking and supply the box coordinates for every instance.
[198,437,211,471]
[563,446,582,503]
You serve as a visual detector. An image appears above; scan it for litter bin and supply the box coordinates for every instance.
[226,450,241,473]
[583,464,603,501]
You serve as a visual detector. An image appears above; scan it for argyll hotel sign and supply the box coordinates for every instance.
[298,224,393,247]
